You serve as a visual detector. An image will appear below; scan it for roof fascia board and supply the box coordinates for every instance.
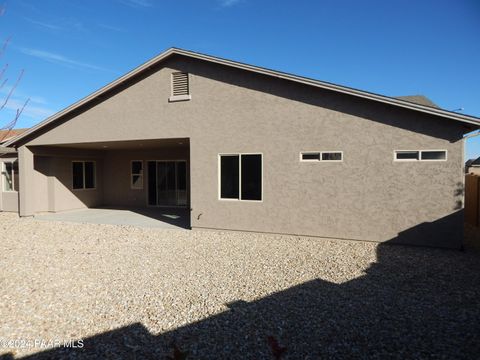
[5,47,480,146]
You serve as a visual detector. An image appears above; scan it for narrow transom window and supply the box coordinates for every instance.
[420,151,447,161]
[394,150,447,161]
[131,160,144,189]
[219,154,262,201]
[395,151,419,160]
[322,152,342,161]
[300,151,343,162]
[169,72,191,102]
[301,152,320,161]
[72,161,96,190]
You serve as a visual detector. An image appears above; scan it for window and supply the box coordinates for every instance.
[301,152,321,161]
[131,161,144,189]
[219,154,262,201]
[395,151,419,161]
[2,161,18,192]
[72,161,96,189]
[394,150,447,162]
[300,151,343,162]
[420,151,447,161]
[169,72,191,102]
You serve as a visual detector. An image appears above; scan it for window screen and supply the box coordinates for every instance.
[220,155,239,199]
[72,162,84,189]
[84,162,95,189]
[421,151,446,160]
[301,153,320,161]
[322,152,342,161]
[241,154,262,200]
[395,151,419,160]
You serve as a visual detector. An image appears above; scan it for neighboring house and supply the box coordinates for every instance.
[1,48,480,248]
[0,129,28,213]
[466,157,480,175]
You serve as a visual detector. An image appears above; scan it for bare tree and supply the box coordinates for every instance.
[0,3,29,142]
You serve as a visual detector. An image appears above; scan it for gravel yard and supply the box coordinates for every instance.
[1,212,480,359]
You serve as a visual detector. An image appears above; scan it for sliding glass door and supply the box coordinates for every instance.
[147,161,187,207]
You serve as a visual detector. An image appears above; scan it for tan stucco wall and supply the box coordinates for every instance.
[24,55,466,247]
[30,151,104,213]
[1,191,18,212]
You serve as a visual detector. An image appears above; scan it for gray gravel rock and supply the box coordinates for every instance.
[0,212,479,359]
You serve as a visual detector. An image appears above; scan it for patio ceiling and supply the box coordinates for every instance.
[31,138,189,150]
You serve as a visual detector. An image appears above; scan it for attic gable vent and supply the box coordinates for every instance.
[169,72,191,102]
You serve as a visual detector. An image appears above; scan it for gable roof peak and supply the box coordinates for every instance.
[4,47,480,147]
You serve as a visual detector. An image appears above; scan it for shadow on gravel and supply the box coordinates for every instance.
[3,214,480,359]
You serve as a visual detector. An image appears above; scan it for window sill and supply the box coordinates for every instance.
[169,95,191,102]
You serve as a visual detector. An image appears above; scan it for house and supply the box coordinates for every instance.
[1,48,480,248]
[466,157,480,175]
[0,129,28,212]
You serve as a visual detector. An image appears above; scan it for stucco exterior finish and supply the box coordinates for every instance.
[27,149,104,213]
[21,55,467,247]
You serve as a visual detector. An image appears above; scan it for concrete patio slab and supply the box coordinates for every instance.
[35,207,190,229]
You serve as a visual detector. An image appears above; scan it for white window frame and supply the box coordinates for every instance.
[394,150,447,162]
[1,160,18,192]
[130,160,144,190]
[72,161,96,190]
[300,151,343,162]
[218,153,263,202]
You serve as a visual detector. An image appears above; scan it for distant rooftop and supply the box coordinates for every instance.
[395,95,439,109]
[0,128,29,144]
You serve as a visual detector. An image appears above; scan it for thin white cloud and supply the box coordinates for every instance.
[24,17,61,30]
[20,48,111,73]
[119,0,153,8]
[218,0,242,7]
[98,23,126,32]
[5,98,54,119]
[0,86,47,105]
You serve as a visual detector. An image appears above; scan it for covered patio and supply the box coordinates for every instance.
[21,138,191,224]
[35,206,190,229]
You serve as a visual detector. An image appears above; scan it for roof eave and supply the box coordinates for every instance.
[6,47,480,146]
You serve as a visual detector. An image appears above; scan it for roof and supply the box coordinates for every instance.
[5,47,480,147]
[395,95,440,108]
[468,157,480,167]
[0,128,28,144]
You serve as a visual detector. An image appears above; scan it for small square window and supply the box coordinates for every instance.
[72,161,96,190]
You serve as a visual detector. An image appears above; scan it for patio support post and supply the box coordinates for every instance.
[18,145,35,217]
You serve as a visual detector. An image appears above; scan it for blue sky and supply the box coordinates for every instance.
[1,0,479,157]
